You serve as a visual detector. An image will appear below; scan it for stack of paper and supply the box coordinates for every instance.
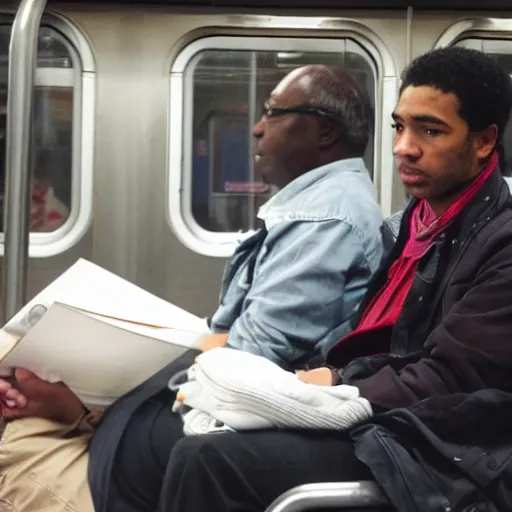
[0,259,210,406]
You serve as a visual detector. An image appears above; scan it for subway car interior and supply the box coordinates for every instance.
[1,0,512,507]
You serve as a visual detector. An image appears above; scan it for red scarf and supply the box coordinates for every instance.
[327,152,498,366]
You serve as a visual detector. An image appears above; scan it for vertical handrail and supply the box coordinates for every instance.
[247,51,257,231]
[2,0,47,323]
[405,5,413,65]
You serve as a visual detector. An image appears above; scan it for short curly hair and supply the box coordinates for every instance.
[400,46,512,148]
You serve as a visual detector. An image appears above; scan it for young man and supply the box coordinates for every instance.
[0,65,382,511]
[148,46,512,511]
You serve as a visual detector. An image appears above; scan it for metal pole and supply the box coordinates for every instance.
[3,0,47,323]
[405,5,413,65]
[247,51,257,230]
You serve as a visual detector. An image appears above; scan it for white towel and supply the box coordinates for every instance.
[171,347,372,434]
[179,408,234,436]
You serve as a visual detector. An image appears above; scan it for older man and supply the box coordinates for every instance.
[200,64,382,368]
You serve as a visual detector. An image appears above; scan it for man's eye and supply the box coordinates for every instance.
[391,123,403,133]
[425,128,441,136]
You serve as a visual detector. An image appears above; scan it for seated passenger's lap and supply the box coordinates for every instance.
[88,347,386,511]
[0,412,100,512]
[159,429,388,512]
[109,390,184,512]
[88,348,200,512]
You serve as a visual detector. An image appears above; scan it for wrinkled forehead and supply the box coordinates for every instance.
[271,67,313,98]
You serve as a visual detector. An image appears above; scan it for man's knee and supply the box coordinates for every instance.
[162,434,250,512]
[170,433,233,474]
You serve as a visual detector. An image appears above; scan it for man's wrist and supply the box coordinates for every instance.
[328,366,342,386]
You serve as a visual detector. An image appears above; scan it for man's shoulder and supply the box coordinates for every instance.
[282,169,380,225]
[385,188,512,248]
[476,202,512,247]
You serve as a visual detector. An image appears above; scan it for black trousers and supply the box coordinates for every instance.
[109,403,389,511]
[158,430,390,512]
[109,390,184,511]
[89,349,390,512]
[88,349,200,512]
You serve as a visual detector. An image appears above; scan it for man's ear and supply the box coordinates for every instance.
[474,124,498,160]
[317,118,340,150]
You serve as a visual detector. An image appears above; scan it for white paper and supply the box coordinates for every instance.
[4,258,210,338]
[0,258,212,404]
[1,303,196,407]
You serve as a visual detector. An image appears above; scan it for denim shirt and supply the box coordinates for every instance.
[210,158,384,370]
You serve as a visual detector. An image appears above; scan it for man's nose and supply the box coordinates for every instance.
[252,116,266,138]
[393,130,421,160]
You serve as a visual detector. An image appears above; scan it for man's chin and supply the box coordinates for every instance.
[254,164,267,184]
[259,169,274,187]
[402,183,429,199]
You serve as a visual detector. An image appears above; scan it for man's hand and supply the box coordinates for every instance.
[0,368,86,424]
[195,333,229,352]
[296,367,333,386]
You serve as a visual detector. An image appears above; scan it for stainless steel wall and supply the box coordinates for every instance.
[3,3,509,317]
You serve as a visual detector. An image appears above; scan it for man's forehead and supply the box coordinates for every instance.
[271,67,313,98]
[394,85,461,123]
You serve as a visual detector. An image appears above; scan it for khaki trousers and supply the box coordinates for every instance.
[0,410,102,512]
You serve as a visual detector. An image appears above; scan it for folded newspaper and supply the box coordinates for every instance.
[0,259,210,407]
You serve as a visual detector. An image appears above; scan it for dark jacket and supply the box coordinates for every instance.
[326,170,512,511]
[350,389,512,512]
[327,169,512,410]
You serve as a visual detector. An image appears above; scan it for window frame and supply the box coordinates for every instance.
[167,19,397,258]
[0,11,95,258]
[436,18,512,69]
[436,18,512,49]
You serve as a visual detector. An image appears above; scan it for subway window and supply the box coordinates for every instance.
[454,38,512,172]
[0,25,75,234]
[177,38,377,236]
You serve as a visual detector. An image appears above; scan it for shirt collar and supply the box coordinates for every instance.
[257,158,367,223]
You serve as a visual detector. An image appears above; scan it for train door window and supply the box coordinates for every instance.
[170,36,378,254]
[0,17,95,257]
[454,38,512,172]
[0,25,75,233]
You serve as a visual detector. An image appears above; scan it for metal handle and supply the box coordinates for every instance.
[2,0,48,323]
[265,481,388,512]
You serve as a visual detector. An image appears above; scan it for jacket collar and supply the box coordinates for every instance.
[257,157,369,228]
[353,168,512,329]
[397,167,511,252]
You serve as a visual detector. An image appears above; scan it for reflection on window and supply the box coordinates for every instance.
[188,43,376,233]
[0,25,73,233]
[455,38,512,173]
